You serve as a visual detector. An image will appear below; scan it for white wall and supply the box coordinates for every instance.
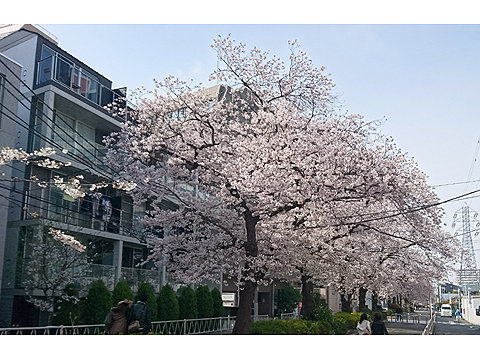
[461,295,480,325]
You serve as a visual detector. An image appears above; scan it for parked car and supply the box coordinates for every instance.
[440,304,452,317]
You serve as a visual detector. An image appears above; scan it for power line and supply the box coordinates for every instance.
[0,57,132,180]
[0,74,112,176]
[432,179,480,188]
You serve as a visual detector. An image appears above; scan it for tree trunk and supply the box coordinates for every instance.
[358,287,367,312]
[232,279,256,334]
[232,207,259,334]
[341,293,352,313]
[371,293,380,311]
[300,275,314,320]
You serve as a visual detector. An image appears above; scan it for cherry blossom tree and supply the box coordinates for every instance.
[23,227,88,325]
[104,35,457,333]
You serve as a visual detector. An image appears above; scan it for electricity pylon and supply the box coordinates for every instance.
[453,205,480,288]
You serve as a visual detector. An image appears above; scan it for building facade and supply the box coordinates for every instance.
[0,24,165,327]
[0,52,22,303]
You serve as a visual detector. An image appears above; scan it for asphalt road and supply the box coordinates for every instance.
[434,313,480,335]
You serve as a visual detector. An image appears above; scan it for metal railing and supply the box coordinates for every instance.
[36,53,127,116]
[280,312,299,320]
[0,315,275,335]
[385,313,428,325]
[151,316,235,335]
[0,324,106,335]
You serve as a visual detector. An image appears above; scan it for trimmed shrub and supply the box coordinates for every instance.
[196,285,214,318]
[84,280,112,324]
[277,285,302,314]
[112,280,134,305]
[333,312,364,330]
[250,319,331,335]
[178,286,198,319]
[54,283,80,326]
[136,282,158,320]
[157,284,180,321]
[211,288,224,317]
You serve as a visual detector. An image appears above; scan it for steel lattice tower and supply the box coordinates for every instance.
[453,205,480,288]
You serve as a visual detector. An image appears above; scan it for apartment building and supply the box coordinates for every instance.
[0,52,22,304]
[0,24,165,327]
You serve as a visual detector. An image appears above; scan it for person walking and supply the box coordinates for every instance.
[105,299,132,335]
[455,308,461,322]
[371,312,389,335]
[128,293,152,334]
[356,313,371,335]
[395,306,403,321]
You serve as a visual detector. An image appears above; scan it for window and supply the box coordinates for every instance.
[53,111,96,160]
[37,45,55,84]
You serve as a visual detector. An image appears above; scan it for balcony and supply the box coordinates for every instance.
[36,53,127,118]
[16,262,163,294]
[22,191,142,238]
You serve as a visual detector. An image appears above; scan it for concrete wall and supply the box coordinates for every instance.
[461,295,480,325]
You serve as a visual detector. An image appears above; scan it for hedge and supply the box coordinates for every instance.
[157,284,180,321]
[136,282,158,320]
[84,280,112,324]
[211,288,224,317]
[333,312,365,330]
[250,319,334,335]
[112,280,134,305]
[178,286,198,319]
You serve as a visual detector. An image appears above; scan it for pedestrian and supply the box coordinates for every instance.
[356,313,371,335]
[128,293,152,334]
[395,306,402,321]
[455,308,461,322]
[371,312,389,335]
[104,299,132,335]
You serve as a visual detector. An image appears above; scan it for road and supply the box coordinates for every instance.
[434,313,480,335]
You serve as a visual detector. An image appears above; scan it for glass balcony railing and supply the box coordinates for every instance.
[36,54,127,118]
[16,262,162,293]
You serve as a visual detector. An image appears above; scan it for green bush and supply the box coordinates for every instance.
[333,312,364,330]
[136,282,158,320]
[313,299,334,323]
[211,288,224,317]
[178,286,198,319]
[277,285,302,314]
[332,317,348,335]
[84,280,112,324]
[250,319,332,335]
[112,280,134,305]
[196,285,214,318]
[54,283,80,326]
[157,284,180,321]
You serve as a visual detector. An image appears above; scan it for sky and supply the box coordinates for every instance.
[34,23,480,269]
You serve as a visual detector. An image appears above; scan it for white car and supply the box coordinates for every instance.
[440,304,452,317]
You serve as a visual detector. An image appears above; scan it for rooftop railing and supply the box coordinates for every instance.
[36,54,127,119]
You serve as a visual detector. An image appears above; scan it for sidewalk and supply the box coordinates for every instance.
[385,321,425,335]
[348,321,425,335]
